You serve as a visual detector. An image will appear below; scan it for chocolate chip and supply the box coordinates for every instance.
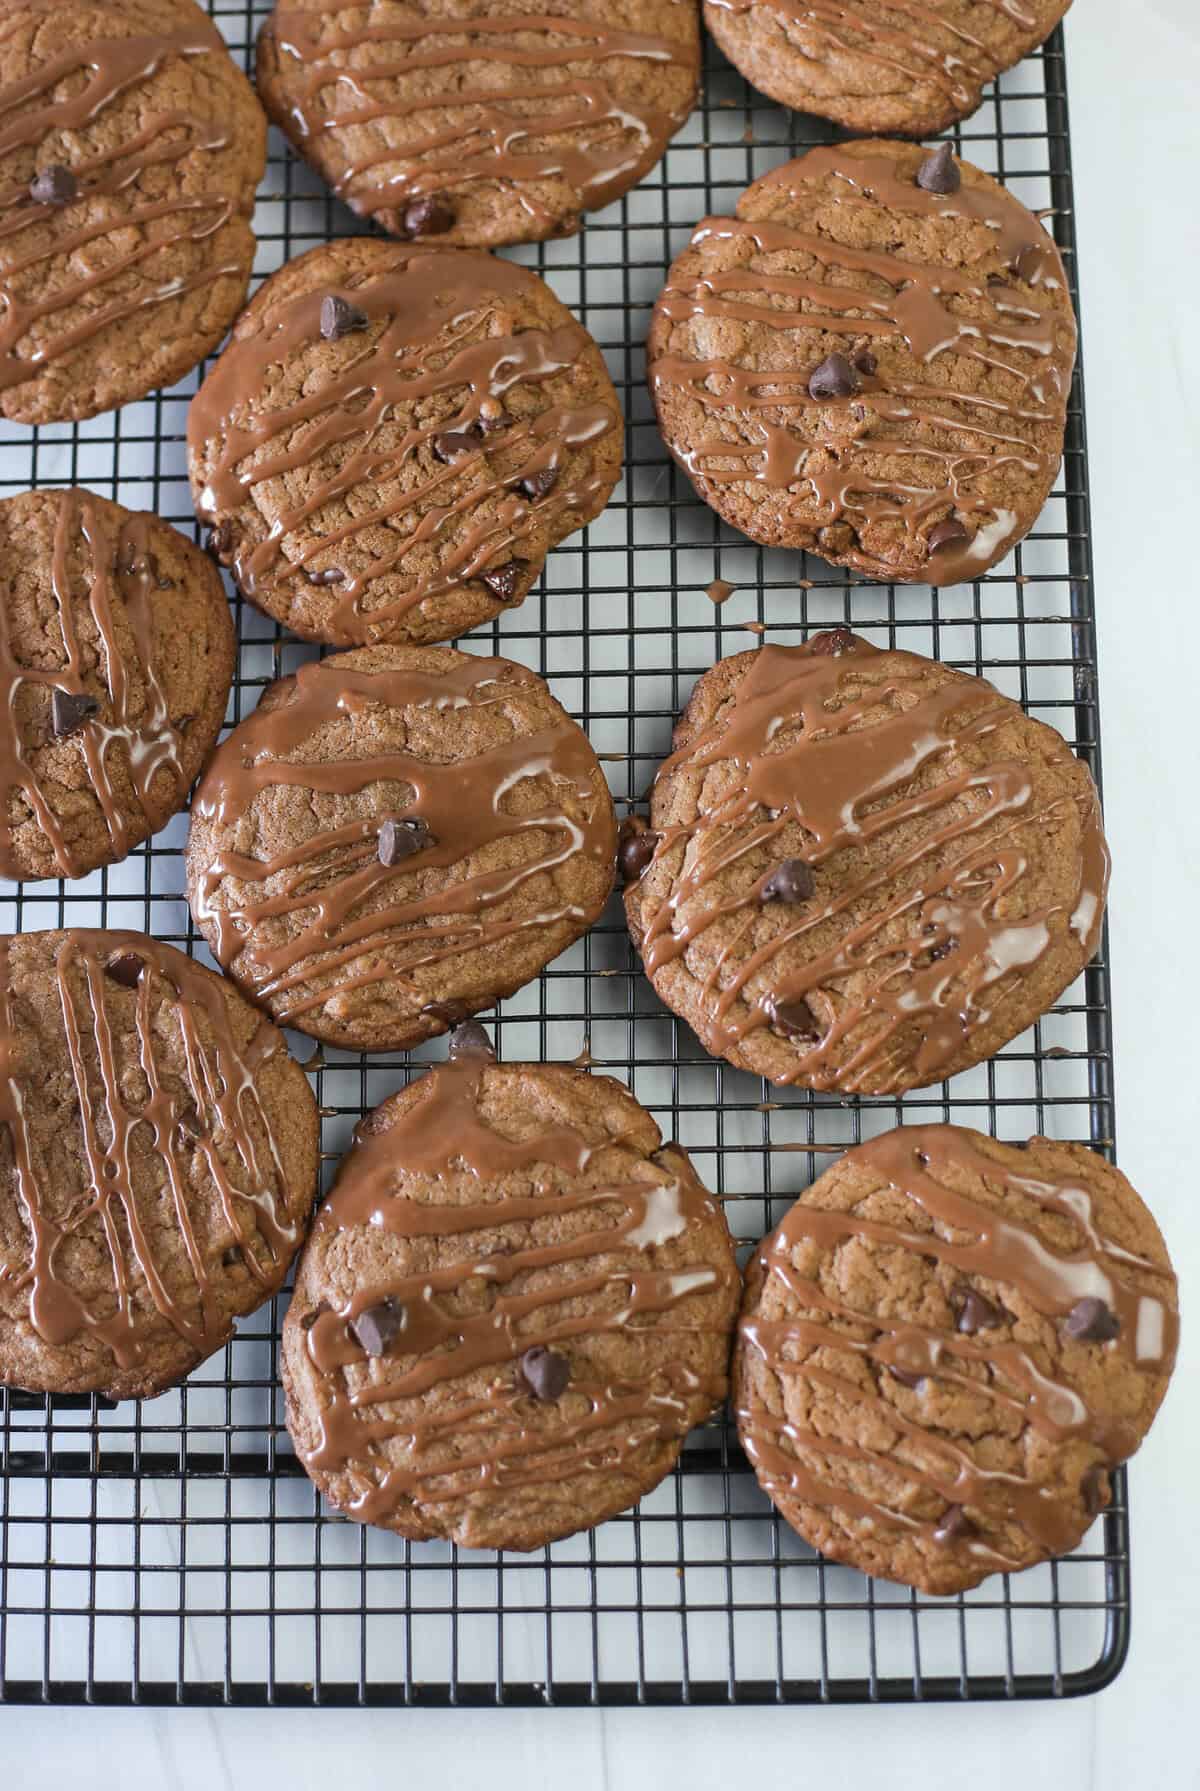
[929,937,958,962]
[206,521,233,559]
[808,352,859,400]
[1064,1296,1121,1343]
[1011,244,1042,283]
[433,429,479,463]
[933,1504,977,1544]
[422,998,474,1027]
[518,1345,570,1401]
[50,689,99,736]
[105,953,145,988]
[319,294,369,341]
[761,858,815,905]
[176,1101,203,1138]
[1081,1465,1110,1517]
[916,142,960,195]
[886,1364,925,1390]
[955,1286,1006,1334]
[350,1297,406,1357]
[479,560,528,603]
[306,566,345,586]
[447,1020,494,1061]
[854,349,877,375]
[378,818,432,866]
[765,996,820,1041]
[300,1300,331,1333]
[519,466,558,501]
[926,517,969,554]
[617,819,658,884]
[807,626,857,657]
[402,195,454,238]
[30,165,78,206]
[221,1246,241,1268]
[478,410,514,435]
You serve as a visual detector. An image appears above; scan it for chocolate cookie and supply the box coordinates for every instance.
[623,632,1109,1095]
[0,0,266,426]
[0,929,320,1401]
[186,645,617,1052]
[257,0,700,248]
[0,488,235,883]
[282,1041,740,1549]
[647,141,1076,585]
[703,0,1071,138]
[187,237,623,646]
[735,1126,1178,1594]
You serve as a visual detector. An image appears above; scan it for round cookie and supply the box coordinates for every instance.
[187,237,623,646]
[734,1126,1178,1595]
[0,488,235,882]
[186,645,617,1052]
[282,1037,740,1549]
[0,0,266,426]
[256,0,700,249]
[647,140,1077,585]
[622,630,1109,1096]
[0,929,320,1401]
[703,0,1072,138]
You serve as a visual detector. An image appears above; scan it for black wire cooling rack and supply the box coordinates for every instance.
[0,3,1125,1707]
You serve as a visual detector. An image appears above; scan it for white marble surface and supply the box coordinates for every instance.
[8,0,1200,1779]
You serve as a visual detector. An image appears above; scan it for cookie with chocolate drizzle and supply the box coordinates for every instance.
[185,645,617,1052]
[187,236,623,646]
[0,929,319,1400]
[0,488,235,882]
[623,631,1109,1095]
[256,0,700,248]
[735,1126,1178,1595]
[281,1041,740,1549]
[647,140,1076,586]
[0,0,266,425]
[703,0,1071,138]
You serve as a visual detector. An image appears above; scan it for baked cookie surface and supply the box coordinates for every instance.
[0,929,319,1400]
[0,0,265,425]
[282,1041,740,1549]
[257,0,700,247]
[647,140,1076,585]
[188,237,623,646]
[0,488,235,883]
[186,645,617,1052]
[623,631,1109,1095]
[734,1126,1178,1594]
[703,0,1072,138]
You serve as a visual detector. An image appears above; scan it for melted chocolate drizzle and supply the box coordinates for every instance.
[635,635,1109,1093]
[649,144,1075,584]
[737,1127,1178,1569]
[190,653,615,1034]
[706,0,1041,122]
[188,244,620,640]
[293,1058,739,1523]
[0,931,301,1376]
[0,6,250,402]
[0,490,191,880]
[266,0,698,235]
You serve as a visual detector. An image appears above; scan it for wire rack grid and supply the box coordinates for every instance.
[0,1,1124,1708]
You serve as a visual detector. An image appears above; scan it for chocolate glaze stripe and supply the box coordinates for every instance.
[0,16,247,395]
[300,1058,737,1519]
[191,655,612,1023]
[650,146,1074,585]
[270,4,697,230]
[738,1128,1178,1560]
[0,491,190,881]
[639,638,1109,1093]
[188,249,619,637]
[0,933,301,1372]
[703,0,1039,117]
